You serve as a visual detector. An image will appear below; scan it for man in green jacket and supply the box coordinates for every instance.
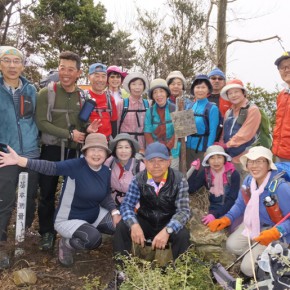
[36,51,98,251]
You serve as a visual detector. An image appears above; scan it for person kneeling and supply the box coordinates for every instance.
[113,142,191,265]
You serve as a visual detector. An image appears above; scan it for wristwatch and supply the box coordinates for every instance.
[166,227,174,234]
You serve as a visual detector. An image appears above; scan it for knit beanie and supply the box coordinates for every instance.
[208,67,226,79]
[0,46,24,61]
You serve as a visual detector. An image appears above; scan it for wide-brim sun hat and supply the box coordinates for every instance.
[123,72,149,94]
[81,133,111,154]
[240,146,277,172]
[148,78,171,100]
[220,79,246,101]
[109,133,140,153]
[107,65,128,80]
[202,145,231,167]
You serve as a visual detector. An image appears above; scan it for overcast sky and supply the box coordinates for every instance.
[97,0,290,92]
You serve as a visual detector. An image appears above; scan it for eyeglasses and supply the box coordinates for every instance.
[278,65,290,72]
[247,159,268,166]
[1,58,23,66]
[210,77,224,81]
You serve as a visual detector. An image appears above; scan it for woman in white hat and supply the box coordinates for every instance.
[220,79,261,178]
[105,133,145,207]
[207,146,290,277]
[0,133,121,267]
[188,145,240,225]
[117,72,150,153]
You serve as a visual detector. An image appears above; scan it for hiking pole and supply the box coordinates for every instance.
[225,211,290,271]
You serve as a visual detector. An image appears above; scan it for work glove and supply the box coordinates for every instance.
[208,216,231,232]
[254,227,281,246]
[202,214,216,225]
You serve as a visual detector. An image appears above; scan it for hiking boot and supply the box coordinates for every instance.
[0,250,10,270]
[39,232,55,251]
[58,238,74,267]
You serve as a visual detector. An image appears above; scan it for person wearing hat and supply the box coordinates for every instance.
[220,79,261,177]
[106,65,128,105]
[117,72,149,152]
[105,133,145,207]
[272,51,290,162]
[207,146,290,277]
[185,74,219,169]
[166,70,192,107]
[187,145,240,225]
[113,142,190,265]
[0,46,39,269]
[144,78,180,170]
[87,62,118,140]
[208,67,231,117]
[0,133,121,267]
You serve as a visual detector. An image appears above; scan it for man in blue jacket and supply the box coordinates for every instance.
[0,46,39,269]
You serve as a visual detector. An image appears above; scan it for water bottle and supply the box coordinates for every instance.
[264,195,283,224]
[79,98,96,122]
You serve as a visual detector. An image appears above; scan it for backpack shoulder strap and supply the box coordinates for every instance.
[142,99,149,110]
[46,81,57,122]
[236,102,251,125]
[132,159,142,176]
[108,158,116,170]
[118,98,129,133]
[105,91,113,117]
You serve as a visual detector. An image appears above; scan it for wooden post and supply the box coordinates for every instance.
[15,172,28,256]
[176,97,187,175]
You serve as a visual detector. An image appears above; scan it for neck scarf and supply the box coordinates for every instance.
[210,167,225,197]
[242,171,271,238]
[147,170,168,196]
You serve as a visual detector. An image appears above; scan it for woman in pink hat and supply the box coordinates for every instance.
[106,65,128,105]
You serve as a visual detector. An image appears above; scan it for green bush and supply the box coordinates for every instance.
[117,248,223,290]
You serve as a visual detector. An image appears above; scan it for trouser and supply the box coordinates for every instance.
[113,215,190,261]
[68,213,115,250]
[0,165,39,241]
[38,145,77,235]
[226,223,266,277]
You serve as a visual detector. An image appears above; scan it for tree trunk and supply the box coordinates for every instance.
[216,0,227,73]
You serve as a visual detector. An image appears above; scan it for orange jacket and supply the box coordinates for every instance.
[272,90,290,159]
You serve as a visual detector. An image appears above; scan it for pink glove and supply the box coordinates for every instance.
[191,159,200,171]
[202,214,216,225]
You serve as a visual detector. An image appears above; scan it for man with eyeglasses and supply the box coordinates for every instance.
[0,46,39,269]
[272,51,290,162]
[208,67,231,117]
[113,142,190,279]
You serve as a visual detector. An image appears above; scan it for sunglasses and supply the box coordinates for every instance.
[210,77,224,81]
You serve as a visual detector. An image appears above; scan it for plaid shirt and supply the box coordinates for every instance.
[117,96,147,150]
[120,173,190,233]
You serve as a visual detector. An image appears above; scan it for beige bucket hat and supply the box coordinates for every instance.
[202,145,231,167]
[81,133,111,154]
[240,146,277,171]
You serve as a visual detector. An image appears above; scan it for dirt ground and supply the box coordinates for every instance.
[0,219,115,289]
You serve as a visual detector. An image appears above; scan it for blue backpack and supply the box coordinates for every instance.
[274,162,290,182]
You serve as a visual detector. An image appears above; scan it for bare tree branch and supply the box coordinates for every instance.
[227,35,280,46]
[205,0,215,56]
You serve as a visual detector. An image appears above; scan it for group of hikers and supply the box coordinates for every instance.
[0,45,290,287]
